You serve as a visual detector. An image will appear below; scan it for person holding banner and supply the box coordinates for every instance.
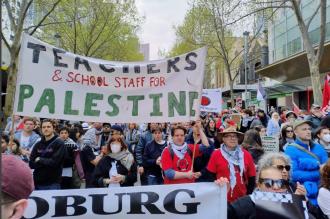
[93,136,137,187]
[258,152,306,196]
[161,125,210,184]
[207,127,256,203]
[185,120,214,181]
[215,152,319,219]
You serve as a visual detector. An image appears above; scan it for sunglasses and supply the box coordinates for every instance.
[259,178,288,189]
[274,165,291,171]
[286,130,293,133]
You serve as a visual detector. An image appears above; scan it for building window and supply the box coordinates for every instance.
[287,38,302,56]
[309,27,321,45]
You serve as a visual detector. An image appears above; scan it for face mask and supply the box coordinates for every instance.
[322,134,330,143]
[242,114,247,119]
[110,143,121,154]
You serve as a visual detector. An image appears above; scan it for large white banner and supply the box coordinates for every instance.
[14,34,206,123]
[200,88,222,113]
[24,183,227,219]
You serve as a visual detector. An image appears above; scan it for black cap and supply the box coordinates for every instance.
[111,125,123,134]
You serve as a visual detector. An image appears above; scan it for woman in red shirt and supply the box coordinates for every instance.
[207,127,256,203]
[161,124,211,184]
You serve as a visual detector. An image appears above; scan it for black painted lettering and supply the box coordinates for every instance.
[52,195,87,217]
[74,57,92,71]
[184,52,197,71]
[147,64,160,74]
[53,48,68,68]
[23,196,49,219]
[167,57,180,73]
[90,193,125,215]
[127,192,164,214]
[27,42,46,63]
[164,189,200,214]
[99,64,115,73]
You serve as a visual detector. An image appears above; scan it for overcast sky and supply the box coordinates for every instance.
[135,0,190,60]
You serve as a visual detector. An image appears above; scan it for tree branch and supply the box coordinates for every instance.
[316,0,326,62]
[1,32,10,51]
[306,4,321,30]
[4,0,17,32]
[23,15,87,31]
[29,0,62,35]
[224,4,292,27]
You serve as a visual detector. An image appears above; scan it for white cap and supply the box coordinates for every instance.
[82,122,89,130]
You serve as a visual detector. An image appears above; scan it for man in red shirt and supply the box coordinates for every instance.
[161,125,211,184]
[207,127,256,203]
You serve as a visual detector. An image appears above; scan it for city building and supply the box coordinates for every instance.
[257,0,330,111]
[205,35,262,108]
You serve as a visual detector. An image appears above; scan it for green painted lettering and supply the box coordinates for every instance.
[127,95,144,116]
[149,93,163,116]
[168,91,186,117]
[34,89,55,114]
[84,93,103,116]
[64,91,79,115]
[106,95,121,117]
[17,84,34,112]
[189,91,199,116]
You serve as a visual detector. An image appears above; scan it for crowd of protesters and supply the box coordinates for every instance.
[1,102,330,219]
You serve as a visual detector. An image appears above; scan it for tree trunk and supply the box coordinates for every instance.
[308,60,323,106]
[4,53,18,118]
[229,80,235,108]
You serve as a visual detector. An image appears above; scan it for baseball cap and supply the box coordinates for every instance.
[293,120,313,130]
[111,125,123,134]
[82,122,89,130]
[2,155,34,200]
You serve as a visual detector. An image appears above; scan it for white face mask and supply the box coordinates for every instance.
[110,143,121,154]
[322,134,330,143]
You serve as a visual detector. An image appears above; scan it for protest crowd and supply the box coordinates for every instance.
[1,102,330,219]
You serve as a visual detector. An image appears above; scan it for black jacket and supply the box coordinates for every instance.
[92,156,137,187]
[143,140,167,177]
[29,135,66,185]
[228,196,255,219]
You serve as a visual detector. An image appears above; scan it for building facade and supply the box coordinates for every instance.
[258,0,330,111]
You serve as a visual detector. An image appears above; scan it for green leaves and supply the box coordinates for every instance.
[38,0,143,61]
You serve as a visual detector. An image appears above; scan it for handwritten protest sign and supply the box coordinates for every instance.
[200,88,222,113]
[14,34,206,123]
[231,114,242,128]
[261,136,280,153]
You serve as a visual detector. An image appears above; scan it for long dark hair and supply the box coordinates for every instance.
[281,124,295,139]
[321,159,330,189]
[242,129,263,149]
[10,139,22,155]
[107,136,128,153]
